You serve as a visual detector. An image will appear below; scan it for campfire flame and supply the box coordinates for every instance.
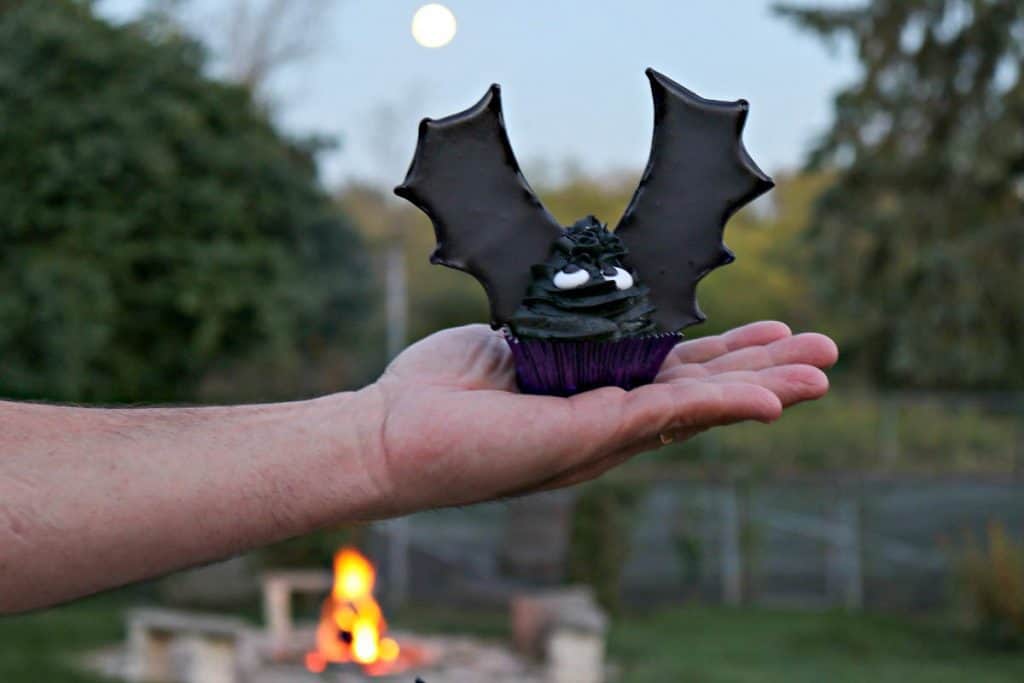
[305,547,400,674]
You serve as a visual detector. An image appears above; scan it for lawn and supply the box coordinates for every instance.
[3,598,1024,682]
[0,593,126,683]
[610,607,1024,683]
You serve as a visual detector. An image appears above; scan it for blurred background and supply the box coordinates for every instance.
[2,0,1024,681]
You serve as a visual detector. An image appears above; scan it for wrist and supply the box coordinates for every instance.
[291,383,393,525]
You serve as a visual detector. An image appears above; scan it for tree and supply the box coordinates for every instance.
[149,0,339,98]
[777,0,1024,389]
[338,184,487,351]
[0,1,368,402]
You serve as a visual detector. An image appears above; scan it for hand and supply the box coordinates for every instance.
[367,322,837,515]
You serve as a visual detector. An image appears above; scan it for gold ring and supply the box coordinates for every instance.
[659,432,674,445]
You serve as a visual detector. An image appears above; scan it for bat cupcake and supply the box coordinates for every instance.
[395,68,773,396]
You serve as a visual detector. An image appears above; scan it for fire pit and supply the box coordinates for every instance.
[80,547,608,683]
[252,632,533,683]
[301,548,426,677]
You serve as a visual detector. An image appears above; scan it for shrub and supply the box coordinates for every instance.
[568,480,643,614]
[652,391,1018,475]
[959,521,1024,649]
[0,1,368,402]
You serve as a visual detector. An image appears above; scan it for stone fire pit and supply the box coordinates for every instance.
[81,571,608,683]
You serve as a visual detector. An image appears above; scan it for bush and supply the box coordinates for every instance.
[568,480,643,614]
[260,526,365,569]
[0,1,368,402]
[960,521,1024,649]
[652,391,1018,475]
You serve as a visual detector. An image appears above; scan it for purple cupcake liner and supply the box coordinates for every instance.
[505,333,682,397]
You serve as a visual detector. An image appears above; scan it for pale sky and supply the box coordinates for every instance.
[98,0,859,189]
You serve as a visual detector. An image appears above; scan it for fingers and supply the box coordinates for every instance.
[518,381,779,491]
[701,365,830,407]
[668,321,792,365]
[660,333,838,381]
[622,380,783,436]
[486,325,832,499]
[386,323,513,386]
[703,333,838,373]
[530,381,783,494]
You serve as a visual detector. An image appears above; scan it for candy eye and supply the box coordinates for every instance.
[553,268,590,290]
[603,267,634,291]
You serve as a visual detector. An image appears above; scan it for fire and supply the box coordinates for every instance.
[306,547,400,674]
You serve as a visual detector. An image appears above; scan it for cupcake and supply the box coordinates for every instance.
[504,216,679,396]
[395,69,773,397]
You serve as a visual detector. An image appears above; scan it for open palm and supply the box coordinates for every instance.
[368,321,837,515]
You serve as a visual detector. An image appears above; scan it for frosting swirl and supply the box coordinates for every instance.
[507,216,657,341]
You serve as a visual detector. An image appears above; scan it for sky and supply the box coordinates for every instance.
[98,0,859,189]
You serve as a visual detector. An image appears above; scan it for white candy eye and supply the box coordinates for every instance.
[603,267,634,291]
[553,268,590,290]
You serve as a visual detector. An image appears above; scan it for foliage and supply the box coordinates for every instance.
[536,172,636,230]
[338,183,487,356]
[0,592,128,683]
[670,514,704,597]
[777,0,1024,389]
[0,1,368,402]
[567,480,643,614]
[691,173,832,338]
[259,525,365,569]
[650,390,1020,475]
[960,521,1024,649]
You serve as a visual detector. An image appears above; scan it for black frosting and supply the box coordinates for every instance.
[507,217,657,342]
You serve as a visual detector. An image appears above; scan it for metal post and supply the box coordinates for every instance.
[385,242,407,362]
[879,395,901,463]
[1014,393,1024,478]
[384,241,409,608]
[720,486,742,606]
[826,498,863,610]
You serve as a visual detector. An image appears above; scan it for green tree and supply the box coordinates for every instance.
[338,183,488,351]
[0,1,368,402]
[778,0,1024,388]
[568,480,642,614]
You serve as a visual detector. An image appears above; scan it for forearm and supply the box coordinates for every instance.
[0,389,385,613]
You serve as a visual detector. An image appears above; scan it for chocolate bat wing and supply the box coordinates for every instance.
[615,69,775,332]
[395,85,563,327]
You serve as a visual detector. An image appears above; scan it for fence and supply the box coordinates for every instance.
[372,475,1024,612]
[620,477,1019,610]
[366,391,1024,611]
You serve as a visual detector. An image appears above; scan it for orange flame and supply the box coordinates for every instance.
[306,547,399,673]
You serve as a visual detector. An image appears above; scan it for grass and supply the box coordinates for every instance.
[0,593,125,683]
[610,607,1024,683]
[4,599,1024,682]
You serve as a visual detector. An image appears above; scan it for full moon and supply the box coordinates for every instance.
[411,4,457,48]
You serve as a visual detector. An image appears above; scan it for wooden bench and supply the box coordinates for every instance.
[125,608,251,683]
[260,570,332,654]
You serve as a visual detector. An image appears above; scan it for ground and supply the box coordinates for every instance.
[0,593,124,683]
[608,607,1024,682]
[3,595,1024,682]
